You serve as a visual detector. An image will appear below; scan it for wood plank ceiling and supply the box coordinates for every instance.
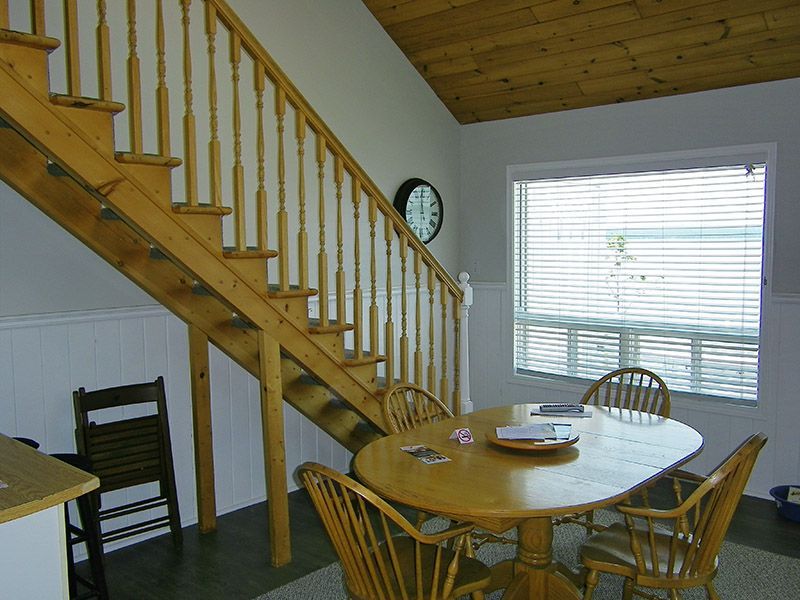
[362,0,800,124]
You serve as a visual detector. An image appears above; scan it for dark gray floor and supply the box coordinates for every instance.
[86,480,800,600]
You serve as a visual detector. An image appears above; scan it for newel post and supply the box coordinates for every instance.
[458,272,474,414]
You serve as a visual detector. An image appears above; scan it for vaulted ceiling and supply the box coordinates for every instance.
[362,0,800,124]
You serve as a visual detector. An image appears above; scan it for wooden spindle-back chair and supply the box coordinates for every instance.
[559,368,672,533]
[581,367,671,417]
[298,462,491,600]
[580,432,767,600]
[383,383,454,433]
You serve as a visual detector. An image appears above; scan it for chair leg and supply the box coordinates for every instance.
[583,570,599,600]
[622,578,634,600]
[75,491,109,600]
[705,581,720,600]
[462,535,485,600]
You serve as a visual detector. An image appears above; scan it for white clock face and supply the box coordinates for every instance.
[405,184,441,243]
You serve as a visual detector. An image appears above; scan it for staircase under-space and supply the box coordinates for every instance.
[0,0,468,566]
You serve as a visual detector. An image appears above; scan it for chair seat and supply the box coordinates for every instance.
[349,535,491,600]
[581,522,718,588]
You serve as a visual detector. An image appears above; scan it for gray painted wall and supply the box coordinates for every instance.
[460,77,800,294]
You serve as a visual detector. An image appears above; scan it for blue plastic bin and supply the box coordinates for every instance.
[769,485,800,522]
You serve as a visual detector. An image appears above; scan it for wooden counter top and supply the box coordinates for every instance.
[0,434,99,524]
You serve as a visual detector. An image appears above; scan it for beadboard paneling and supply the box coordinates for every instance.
[469,283,799,499]
[0,307,353,556]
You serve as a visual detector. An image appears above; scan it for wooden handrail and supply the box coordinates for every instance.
[207,0,462,301]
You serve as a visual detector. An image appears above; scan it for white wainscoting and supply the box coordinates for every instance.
[0,306,352,557]
[469,283,800,499]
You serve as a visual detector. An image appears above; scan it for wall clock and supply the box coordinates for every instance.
[393,178,443,244]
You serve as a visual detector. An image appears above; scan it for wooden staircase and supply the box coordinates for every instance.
[0,0,464,566]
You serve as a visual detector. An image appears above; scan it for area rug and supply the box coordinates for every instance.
[255,512,800,599]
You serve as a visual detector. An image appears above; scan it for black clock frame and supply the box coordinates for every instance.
[392,178,444,244]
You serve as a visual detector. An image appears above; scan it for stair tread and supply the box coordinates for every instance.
[223,248,279,259]
[0,29,60,51]
[343,348,386,366]
[173,203,233,216]
[267,285,318,299]
[115,152,182,168]
[307,318,353,334]
[50,93,125,113]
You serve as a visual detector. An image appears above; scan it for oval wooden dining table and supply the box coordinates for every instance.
[353,403,704,600]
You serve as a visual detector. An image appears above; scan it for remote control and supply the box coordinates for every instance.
[538,404,584,413]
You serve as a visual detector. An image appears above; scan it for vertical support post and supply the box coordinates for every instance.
[351,179,363,360]
[399,235,409,383]
[257,330,291,566]
[368,194,378,356]
[181,0,198,205]
[458,272,474,414]
[384,216,394,384]
[439,279,449,410]
[63,0,81,96]
[276,87,290,288]
[155,0,170,155]
[230,32,245,250]
[96,0,112,100]
[316,136,329,322]
[31,0,45,36]
[414,250,423,385]
[188,325,217,533]
[254,61,268,254]
[296,111,309,289]
[126,0,143,154]
[334,156,346,326]
[205,2,222,208]
[0,3,8,29]
[427,267,436,394]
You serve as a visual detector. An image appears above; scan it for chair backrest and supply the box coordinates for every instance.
[580,367,670,417]
[383,383,454,433]
[624,432,767,582]
[73,376,182,546]
[298,462,479,600]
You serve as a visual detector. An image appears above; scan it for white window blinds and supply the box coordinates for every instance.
[513,163,765,405]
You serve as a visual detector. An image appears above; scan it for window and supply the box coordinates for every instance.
[513,157,767,406]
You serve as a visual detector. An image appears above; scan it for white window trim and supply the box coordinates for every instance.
[503,144,777,417]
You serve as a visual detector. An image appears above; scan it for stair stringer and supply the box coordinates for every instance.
[0,54,389,435]
[0,122,384,452]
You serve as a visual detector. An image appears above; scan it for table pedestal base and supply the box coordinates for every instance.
[493,516,584,600]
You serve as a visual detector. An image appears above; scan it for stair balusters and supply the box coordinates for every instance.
[96,0,111,101]
[205,2,222,208]
[296,112,309,289]
[63,0,80,96]
[125,0,143,155]
[180,0,198,205]
[229,32,245,250]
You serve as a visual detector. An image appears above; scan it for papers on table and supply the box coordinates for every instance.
[495,423,572,441]
[531,404,593,418]
[401,445,451,465]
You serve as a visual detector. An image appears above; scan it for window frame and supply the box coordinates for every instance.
[505,144,776,412]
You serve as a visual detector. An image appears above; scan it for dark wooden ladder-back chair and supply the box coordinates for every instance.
[73,376,182,548]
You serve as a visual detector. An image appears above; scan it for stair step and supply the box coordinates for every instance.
[267,284,317,299]
[50,93,124,113]
[0,29,60,52]
[223,247,279,260]
[343,348,386,366]
[173,203,232,216]
[115,152,182,168]
[307,318,353,334]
